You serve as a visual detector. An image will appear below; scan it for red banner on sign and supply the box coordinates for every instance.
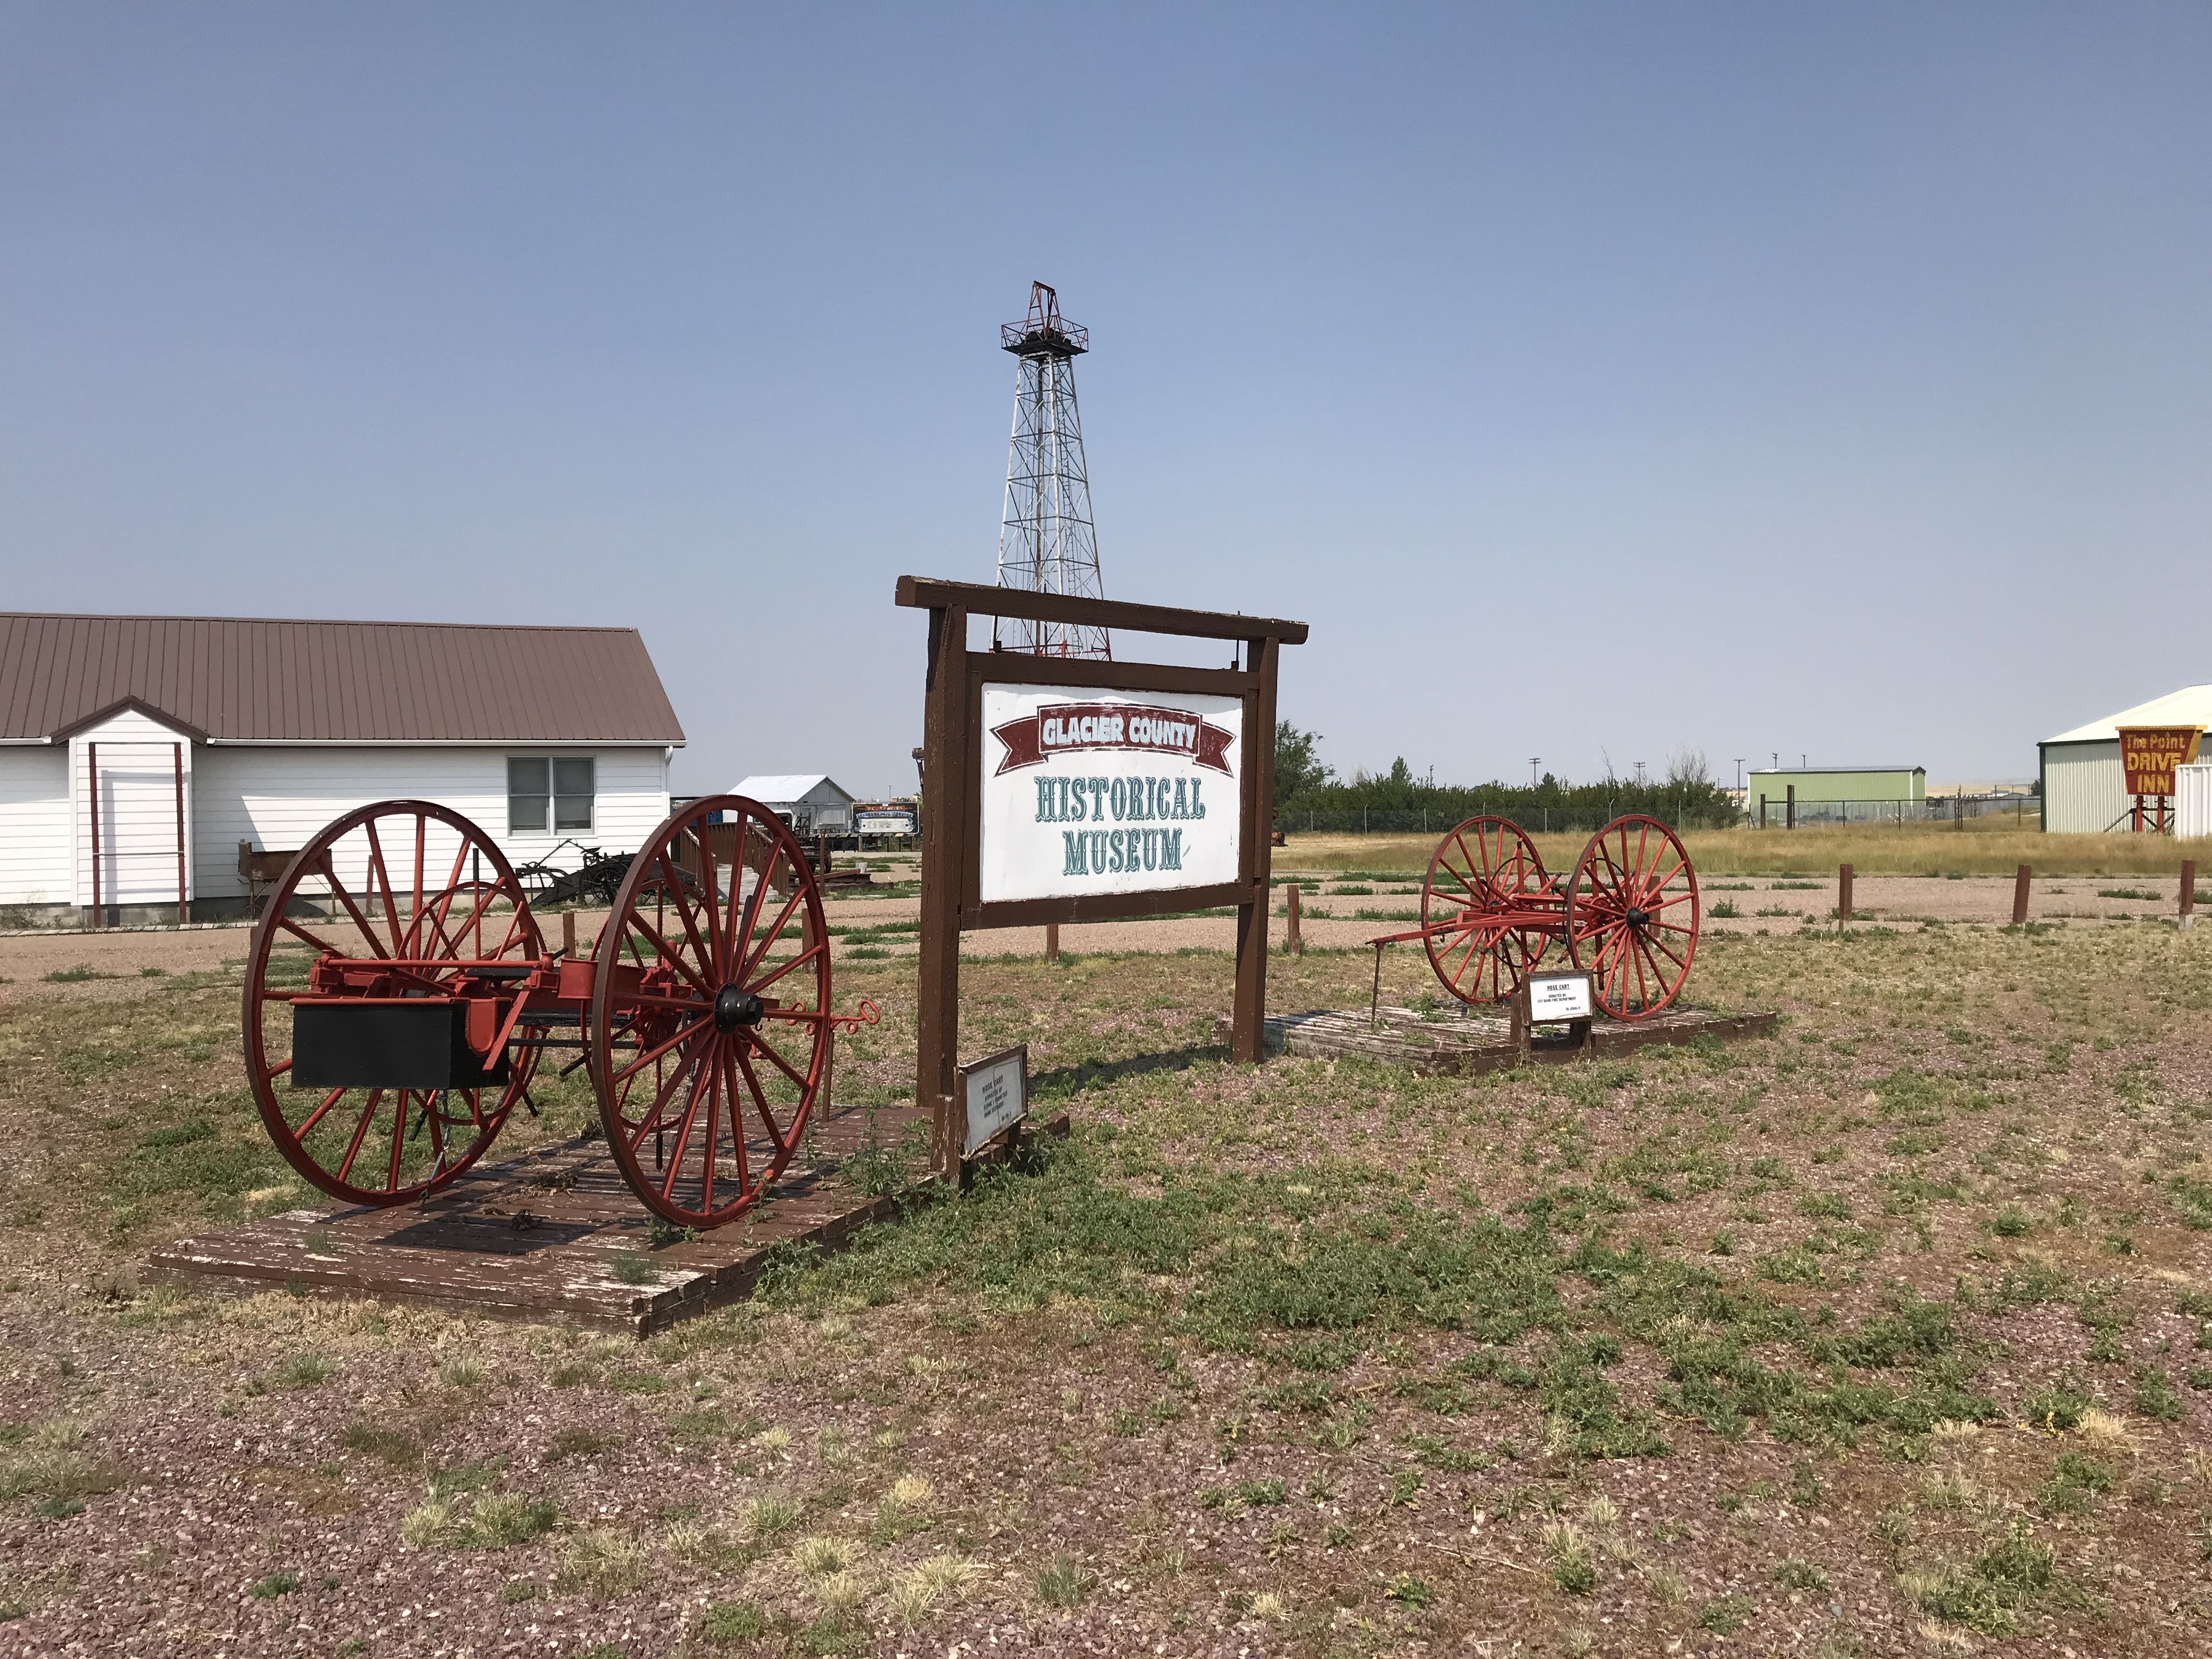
[2118,725,2203,797]
[991,701,1235,777]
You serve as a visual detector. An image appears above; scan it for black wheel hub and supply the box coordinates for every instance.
[1624,906,1649,929]
[713,985,765,1032]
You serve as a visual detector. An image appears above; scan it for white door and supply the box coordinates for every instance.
[87,742,189,908]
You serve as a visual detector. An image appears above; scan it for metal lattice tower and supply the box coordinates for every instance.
[995,281,1110,658]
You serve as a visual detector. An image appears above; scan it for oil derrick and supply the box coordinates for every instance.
[995,281,1109,657]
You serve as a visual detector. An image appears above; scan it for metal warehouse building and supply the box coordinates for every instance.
[1744,766,1925,826]
[729,775,856,836]
[0,612,684,924]
[2039,684,2212,833]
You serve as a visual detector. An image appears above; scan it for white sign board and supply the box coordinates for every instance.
[961,1044,1028,1156]
[978,684,1244,906]
[1526,972,1593,1022]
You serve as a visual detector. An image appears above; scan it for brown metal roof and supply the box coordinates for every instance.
[0,613,685,744]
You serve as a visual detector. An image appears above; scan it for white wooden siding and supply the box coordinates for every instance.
[69,708,195,908]
[193,746,670,899]
[0,749,70,907]
[2042,741,2125,834]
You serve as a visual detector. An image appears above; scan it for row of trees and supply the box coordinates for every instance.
[1271,724,1740,831]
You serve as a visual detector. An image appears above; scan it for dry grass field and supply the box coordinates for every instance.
[1,913,2210,1656]
[1280,823,2212,881]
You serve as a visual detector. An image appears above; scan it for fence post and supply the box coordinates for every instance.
[1045,921,1060,962]
[1285,881,1302,956]
[2012,865,2032,927]
[2182,860,2197,931]
[1758,794,1767,830]
[1838,863,1853,926]
[1786,785,1795,831]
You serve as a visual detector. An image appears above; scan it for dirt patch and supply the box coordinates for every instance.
[0,922,2209,1654]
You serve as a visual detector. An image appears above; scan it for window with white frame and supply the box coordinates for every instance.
[508,756,595,833]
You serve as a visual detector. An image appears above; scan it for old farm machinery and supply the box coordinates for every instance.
[1369,814,1702,1020]
[240,796,878,1229]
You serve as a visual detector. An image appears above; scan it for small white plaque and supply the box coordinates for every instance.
[961,1044,1028,1156]
[1526,972,1593,1022]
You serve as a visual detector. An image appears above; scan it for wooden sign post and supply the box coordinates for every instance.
[898,577,1307,1180]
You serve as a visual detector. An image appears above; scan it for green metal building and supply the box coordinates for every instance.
[1745,766,1925,826]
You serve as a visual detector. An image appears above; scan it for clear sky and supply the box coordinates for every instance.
[4,3,2206,798]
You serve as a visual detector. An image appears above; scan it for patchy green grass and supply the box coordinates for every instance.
[2,911,2210,1652]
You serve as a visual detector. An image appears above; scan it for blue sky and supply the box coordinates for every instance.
[4,3,2206,797]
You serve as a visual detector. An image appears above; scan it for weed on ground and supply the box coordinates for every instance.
[0,922,2208,1651]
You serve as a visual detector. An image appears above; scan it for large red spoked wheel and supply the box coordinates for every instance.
[1421,815,1552,1005]
[586,796,832,1229]
[242,802,543,1205]
[1565,814,1700,1020]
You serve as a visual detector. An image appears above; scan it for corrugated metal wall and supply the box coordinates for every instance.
[2042,741,2124,833]
[2177,764,2212,839]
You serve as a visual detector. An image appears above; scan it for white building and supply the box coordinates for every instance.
[728,775,856,836]
[2038,684,2212,833]
[0,613,685,924]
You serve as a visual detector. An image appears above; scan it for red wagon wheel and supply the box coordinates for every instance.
[242,802,543,1206]
[1565,814,1700,1020]
[586,797,832,1229]
[1421,815,1552,1005]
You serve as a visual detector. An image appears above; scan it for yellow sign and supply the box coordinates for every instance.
[2117,725,2203,797]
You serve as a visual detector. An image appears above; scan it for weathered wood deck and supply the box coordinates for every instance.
[1220,1004,1778,1075]
[147,1102,1065,1336]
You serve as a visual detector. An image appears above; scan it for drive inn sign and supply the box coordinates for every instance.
[979,685,1244,904]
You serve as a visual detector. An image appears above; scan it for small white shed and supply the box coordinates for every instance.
[0,613,686,924]
[729,775,856,835]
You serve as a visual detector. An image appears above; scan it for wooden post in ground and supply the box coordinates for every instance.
[2012,864,2032,926]
[1837,863,1853,926]
[1786,784,1795,830]
[1285,881,1302,955]
[562,910,577,957]
[916,601,970,1182]
[1230,633,1280,1063]
[1511,982,1531,1066]
[1043,922,1059,962]
[2182,860,2197,931]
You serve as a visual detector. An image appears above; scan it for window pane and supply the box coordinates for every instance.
[552,757,594,795]
[553,794,593,831]
[508,757,550,833]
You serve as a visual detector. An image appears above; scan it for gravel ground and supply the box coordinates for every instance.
[3,920,2210,1655]
[2,874,2188,1005]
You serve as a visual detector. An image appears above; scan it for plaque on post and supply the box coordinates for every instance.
[960,1043,1029,1158]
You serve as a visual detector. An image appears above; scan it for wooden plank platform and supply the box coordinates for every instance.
[147,1102,1067,1336]
[1220,1004,1778,1076]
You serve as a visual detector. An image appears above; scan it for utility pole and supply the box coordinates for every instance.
[1530,757,1541,788]
[1734,758,1745,791]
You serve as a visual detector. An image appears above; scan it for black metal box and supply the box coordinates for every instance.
[292,1001,510,1091]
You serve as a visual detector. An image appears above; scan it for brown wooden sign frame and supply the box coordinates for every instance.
[896,575,1307,1178]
